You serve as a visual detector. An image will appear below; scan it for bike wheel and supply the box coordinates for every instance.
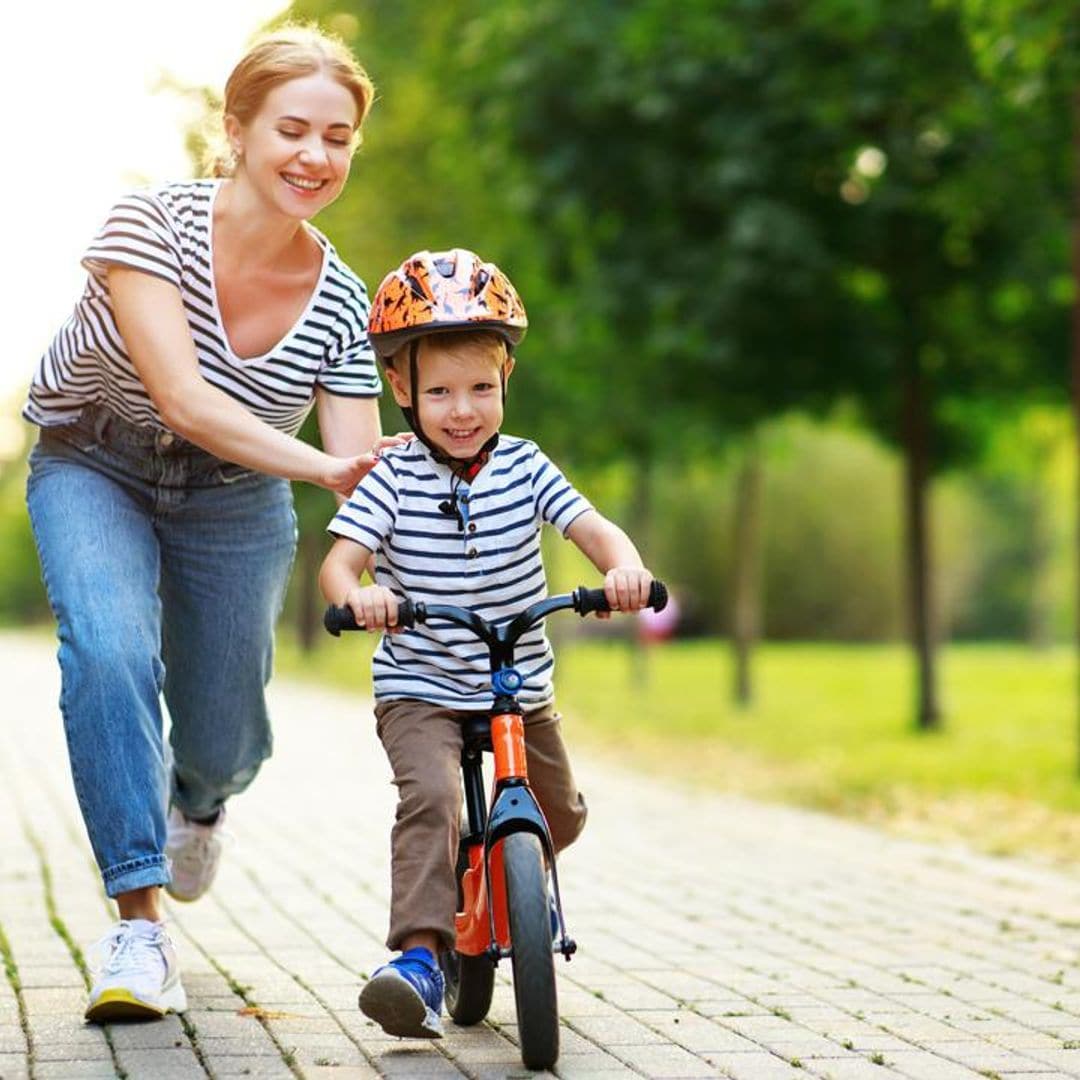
[504,832,559,1070]
[440,949,495,1025]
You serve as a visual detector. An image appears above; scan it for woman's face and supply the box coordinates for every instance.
[228,71,359,220]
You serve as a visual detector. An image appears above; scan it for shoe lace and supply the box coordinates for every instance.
[391,949,444,1003]
[89,922,169,977]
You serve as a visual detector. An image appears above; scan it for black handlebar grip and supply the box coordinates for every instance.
[648,580,668,612]
[574,579,669,616]
[396,599,417,629]
[324,604,359,636]
[574,587,611,615]
[324,599,416,635]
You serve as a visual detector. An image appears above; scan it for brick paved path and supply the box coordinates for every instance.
[4,633,1080,1080]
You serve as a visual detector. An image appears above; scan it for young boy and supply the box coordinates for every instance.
[319,249,654,1039]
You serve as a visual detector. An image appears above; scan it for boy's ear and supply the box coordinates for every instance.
[503,355,516,382]
[385,365,411,407]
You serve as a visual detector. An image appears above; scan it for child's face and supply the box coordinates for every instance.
[389,338,513,460]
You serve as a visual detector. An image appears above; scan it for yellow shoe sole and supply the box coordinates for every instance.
[85,988,169,1023]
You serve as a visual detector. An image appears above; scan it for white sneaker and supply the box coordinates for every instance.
[85,920,187,1022]
[164,806,230,902]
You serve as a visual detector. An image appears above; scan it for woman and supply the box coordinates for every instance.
[24,26,393,1022]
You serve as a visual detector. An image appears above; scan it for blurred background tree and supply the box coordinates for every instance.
[2,0,1077,747]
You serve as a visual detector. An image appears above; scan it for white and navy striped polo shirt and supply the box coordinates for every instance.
[329,436,593,710]
[24,179,380,435]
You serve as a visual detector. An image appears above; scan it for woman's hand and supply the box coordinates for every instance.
[344,585,402,632]
[321,453,380,497]
[375,432,413,453]
[320,433,413,497]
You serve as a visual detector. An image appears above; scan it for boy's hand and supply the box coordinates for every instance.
[344,585,402,633]
[602,567,654,616]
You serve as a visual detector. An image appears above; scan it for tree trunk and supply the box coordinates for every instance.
[902,350,941,731]
[1071,88,1080,772]
[731,440,764,707]
[1028,488,1054,650]
[627,454,653,689]
[295,531,322,654]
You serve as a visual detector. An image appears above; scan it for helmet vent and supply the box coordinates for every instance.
[434,257,456,278]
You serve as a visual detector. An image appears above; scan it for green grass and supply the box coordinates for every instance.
[276,633,1080,863]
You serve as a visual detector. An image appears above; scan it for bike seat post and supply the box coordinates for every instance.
[460,716,491,838]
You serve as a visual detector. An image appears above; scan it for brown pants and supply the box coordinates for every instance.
[373,699,588,951]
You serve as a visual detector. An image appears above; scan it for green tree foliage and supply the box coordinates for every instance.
[270,0,1076,677]
[437,0,1073,724]
[646,416,996,641]
[0,424,47,625]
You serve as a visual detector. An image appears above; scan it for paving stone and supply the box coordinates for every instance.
[32,1062,120,1079]
[565,1013,668,1046]
[631,1009,764,1053]
[115,1046,205,1079]
[605,1041,724,1076]
[202,1059,296,1078]
[194,1035,283,1056]
[552,1056,641,1078]
[303,1067,381,1080]
[876,1049,987,1079]
[372,1047,466,1075]
[8,635,1080,1079]
[703,1050,806,1079]
[106,1016,187,1049]
[921,1042,1051,1072]
[0,1053,30,1080]
[0,1038,26,1061]
[279,1031,369,1066]
[801,1058,909,1079]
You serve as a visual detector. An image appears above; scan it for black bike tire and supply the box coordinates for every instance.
[504,832,559,1070]
[440,948,495,1025]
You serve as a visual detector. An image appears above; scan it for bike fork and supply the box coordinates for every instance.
[480,708,576,962]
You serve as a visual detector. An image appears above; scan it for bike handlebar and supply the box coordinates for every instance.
[324,580,668,643]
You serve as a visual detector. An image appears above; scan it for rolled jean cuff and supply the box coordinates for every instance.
[102,855,170,898]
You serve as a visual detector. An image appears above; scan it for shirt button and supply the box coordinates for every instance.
[468,523,477,533]
[159,432,174,448]
[467,547,479,559]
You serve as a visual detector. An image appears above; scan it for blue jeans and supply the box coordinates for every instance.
[26,405,297,897]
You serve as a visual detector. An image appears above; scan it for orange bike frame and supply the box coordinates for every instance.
[454,710,536,955]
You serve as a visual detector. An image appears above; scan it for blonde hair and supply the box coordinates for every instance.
[204,25,375,178]
[387,331,510,370]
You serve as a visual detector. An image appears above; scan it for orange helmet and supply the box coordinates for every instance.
[368,248,528,359]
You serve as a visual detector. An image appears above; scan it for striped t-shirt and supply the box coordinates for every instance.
[328,437,593,710]
[24,179,380,434]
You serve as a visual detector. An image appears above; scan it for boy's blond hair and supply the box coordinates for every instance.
[385,330,509,371]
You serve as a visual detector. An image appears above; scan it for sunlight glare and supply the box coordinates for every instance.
[2,0,288,401]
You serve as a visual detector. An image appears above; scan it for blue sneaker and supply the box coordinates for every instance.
[359,947,444,1038]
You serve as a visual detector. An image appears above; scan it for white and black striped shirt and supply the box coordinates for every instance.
[24,180,380,434]
[328,437,593,710]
